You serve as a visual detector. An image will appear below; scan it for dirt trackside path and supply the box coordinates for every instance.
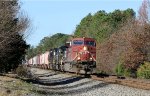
[0,75,37,96]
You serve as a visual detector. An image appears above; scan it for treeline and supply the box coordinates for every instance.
[0,0,30,73]
[74,8,135,43]
[27,33,70,59]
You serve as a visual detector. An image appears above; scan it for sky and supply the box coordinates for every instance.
[21,0,143,47]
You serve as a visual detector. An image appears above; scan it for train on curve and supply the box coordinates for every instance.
[26,37,96,74]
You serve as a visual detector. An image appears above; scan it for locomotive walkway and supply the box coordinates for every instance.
[27,68,150,96]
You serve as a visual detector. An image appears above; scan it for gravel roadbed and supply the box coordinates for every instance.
[30,68,150,96]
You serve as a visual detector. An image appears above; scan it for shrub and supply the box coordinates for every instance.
[123,69,131,77]
[137,62,150,79]
[15,65,32,78]
[96,70,108,75]
[115,61,125,76]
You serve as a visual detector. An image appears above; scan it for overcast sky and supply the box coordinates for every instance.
[21,0,143,47]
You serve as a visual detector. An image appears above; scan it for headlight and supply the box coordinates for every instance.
[83,46,88,51]
[90,57,93,60]
[77,57,81,60]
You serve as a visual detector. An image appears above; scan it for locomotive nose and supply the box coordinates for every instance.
[78,46,90,61]
[80,51,90,61]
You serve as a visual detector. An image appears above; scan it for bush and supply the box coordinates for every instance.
[115,61,125,76]
[16,65,32,78]
[137,62,150,79]
[123,69,131,77]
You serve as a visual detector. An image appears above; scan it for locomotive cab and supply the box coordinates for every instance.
[65,37,96,74]
[71,38,96,62]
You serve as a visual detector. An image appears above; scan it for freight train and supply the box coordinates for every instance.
[26,37,96,74]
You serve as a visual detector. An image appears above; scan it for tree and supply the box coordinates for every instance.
[96,0,150,76]
[138,0,150,24]
[26,33,70,59]
[74,13,93,38]
[74,9,135,43]
[0,0,30,73]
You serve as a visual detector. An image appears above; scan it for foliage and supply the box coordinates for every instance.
[137,62,150,79]
[97,18,150,75]
[26,33,70,59]
[74,13,93,38]
[0,0,30,73]
[16,65,32,78]
[115,61,125,76]
[96,0,150,76]
[115,60,132,77]
[74,9,135,43]
[123,0,150,72]
[26,46,35,60]
[123,69,131,77]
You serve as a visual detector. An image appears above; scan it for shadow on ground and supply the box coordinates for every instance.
[24,75,85,86]
[21,72,109,95]
[32,82,109,95]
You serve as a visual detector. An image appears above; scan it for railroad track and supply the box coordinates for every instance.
[29,67,150,90]
[30,68,150,96]
[3,67,150,96]
[62,71,150,90]
[91,75,150,90]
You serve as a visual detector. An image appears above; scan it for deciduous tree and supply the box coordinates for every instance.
[0,0,30,73]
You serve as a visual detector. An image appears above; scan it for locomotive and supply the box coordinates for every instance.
[27,37,96,74]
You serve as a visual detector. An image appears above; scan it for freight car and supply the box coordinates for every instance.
[26,37,96,74]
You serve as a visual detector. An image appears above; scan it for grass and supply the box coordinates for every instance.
[0,76,38,96]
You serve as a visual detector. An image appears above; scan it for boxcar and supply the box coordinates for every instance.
[44,51,50,69]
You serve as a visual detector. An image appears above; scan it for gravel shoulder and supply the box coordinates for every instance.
[29,68,150,96]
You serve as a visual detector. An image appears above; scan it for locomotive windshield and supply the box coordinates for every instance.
[73,40,83,45]
[85,41,95,46]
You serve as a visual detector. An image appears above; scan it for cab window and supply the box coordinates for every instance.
[73,40,83,45]
[85,41,95,46]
